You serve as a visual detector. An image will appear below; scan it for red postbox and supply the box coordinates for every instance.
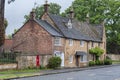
[36,55,40,67]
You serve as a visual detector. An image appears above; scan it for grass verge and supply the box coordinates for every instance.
[0,69,41,79]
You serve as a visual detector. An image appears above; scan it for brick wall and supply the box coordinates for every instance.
[13,20,53,55]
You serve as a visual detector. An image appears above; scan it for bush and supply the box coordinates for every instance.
[104,59,112,65]
[95,60,104,65]
[39,65,46,69]
[89,47,104,60]
[89,61,95,66]
[47,57,61,69]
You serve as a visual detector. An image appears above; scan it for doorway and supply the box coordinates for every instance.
[54,51,64,67]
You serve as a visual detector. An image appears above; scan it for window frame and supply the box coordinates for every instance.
[69,39,73,46]
[80,55,87,62]
[92,42,94,47]
[80,40,84,47]
[69,55,73,63]
[54,37,61,46]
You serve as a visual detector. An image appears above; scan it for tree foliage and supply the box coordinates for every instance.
[24,3,61,22]
[89,47,104,60]
[62,0,120,54]
[47,57,61,69]
[4,18,8,29]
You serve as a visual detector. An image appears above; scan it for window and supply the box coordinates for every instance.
[69,55,73,63]
[54,37,61,46]
[80,41,84,47]
[69,39,73,46]
[67,19,72,29]
[92,42,94,47]
[80,55,87,62]
[98,43,100,47]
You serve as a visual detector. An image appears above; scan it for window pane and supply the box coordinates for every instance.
[80,41,84,47]
[69,55,73,63]
[54,37,61,45]
[69,39,73,46]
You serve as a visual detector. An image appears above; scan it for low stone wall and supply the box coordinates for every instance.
[0,63,17,70]
[107,54,120,60]
[16,55,52,69]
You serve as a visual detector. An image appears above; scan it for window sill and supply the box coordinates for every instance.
[80,61,88,63]
[54,44,62,46]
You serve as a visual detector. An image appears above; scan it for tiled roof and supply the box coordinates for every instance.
[48,13,103,42]
[3,39,13,51]
[35,19,63,37]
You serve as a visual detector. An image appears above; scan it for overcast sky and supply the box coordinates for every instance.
[5,0,74,35]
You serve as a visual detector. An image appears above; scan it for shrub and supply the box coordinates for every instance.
[89,61,95,66]
[47,57,61,69]
[39,65,46,69]
[89,47,104,60]
[104,59,112,65]
[95,60,104,65]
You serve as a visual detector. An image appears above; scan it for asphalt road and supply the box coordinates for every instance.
[13,66,120,80]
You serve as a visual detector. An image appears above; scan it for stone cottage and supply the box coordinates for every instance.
[12,2,106,68]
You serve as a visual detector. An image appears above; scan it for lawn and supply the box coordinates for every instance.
[112,60,120,64]
[0,69,41,79]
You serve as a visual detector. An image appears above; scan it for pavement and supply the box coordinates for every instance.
[1,64,120,80]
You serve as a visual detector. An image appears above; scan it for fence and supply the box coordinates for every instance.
[0,52,17,64]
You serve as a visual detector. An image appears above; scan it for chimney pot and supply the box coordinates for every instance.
[30,9,36,20]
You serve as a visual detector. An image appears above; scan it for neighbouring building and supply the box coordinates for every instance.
[12,2,106,68]
[0,39,13,53]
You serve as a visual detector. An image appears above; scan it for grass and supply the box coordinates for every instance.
[112,60,120,64]
[0,68,45,79]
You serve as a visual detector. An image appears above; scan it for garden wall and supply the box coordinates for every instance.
[0,63,17,70]
[107,54,120,61]
[16,54,52,69]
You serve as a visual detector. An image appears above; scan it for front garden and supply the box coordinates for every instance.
[89,47,112,66]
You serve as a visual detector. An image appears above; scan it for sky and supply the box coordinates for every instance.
[5,0,74,35]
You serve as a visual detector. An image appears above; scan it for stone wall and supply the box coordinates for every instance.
[16,55,52,69]
[0,63,17,70]
[107,54,120,61]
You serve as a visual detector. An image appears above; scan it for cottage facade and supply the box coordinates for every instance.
[12,2,106,68]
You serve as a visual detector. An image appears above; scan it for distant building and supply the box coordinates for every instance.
[12,2,106,68]
[0,39,13,53]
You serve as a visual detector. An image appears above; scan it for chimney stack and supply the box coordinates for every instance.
[30,9,36,20]
[69,7,74,19]
[44,0,49,13]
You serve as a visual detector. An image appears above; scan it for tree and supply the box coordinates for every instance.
[4,18,8,29]
[89,47,104,60]
[0,0,5,46]
[24,3,61,22]
[62,0,120,54]
[0,0,15,46]
[7,28,18,39]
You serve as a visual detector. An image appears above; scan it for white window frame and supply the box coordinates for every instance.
[54,37,61,46]
[80,41,84,47]
[68,19,72,29]
[69,39,73,46]
[80,55,87,62]
[69,55,73,63]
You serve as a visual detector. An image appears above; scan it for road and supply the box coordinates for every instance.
[13,66,120,80]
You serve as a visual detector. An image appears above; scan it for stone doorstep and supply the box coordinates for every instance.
[6,64,120,80]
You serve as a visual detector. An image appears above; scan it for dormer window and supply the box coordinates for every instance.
[67,19,72,29]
